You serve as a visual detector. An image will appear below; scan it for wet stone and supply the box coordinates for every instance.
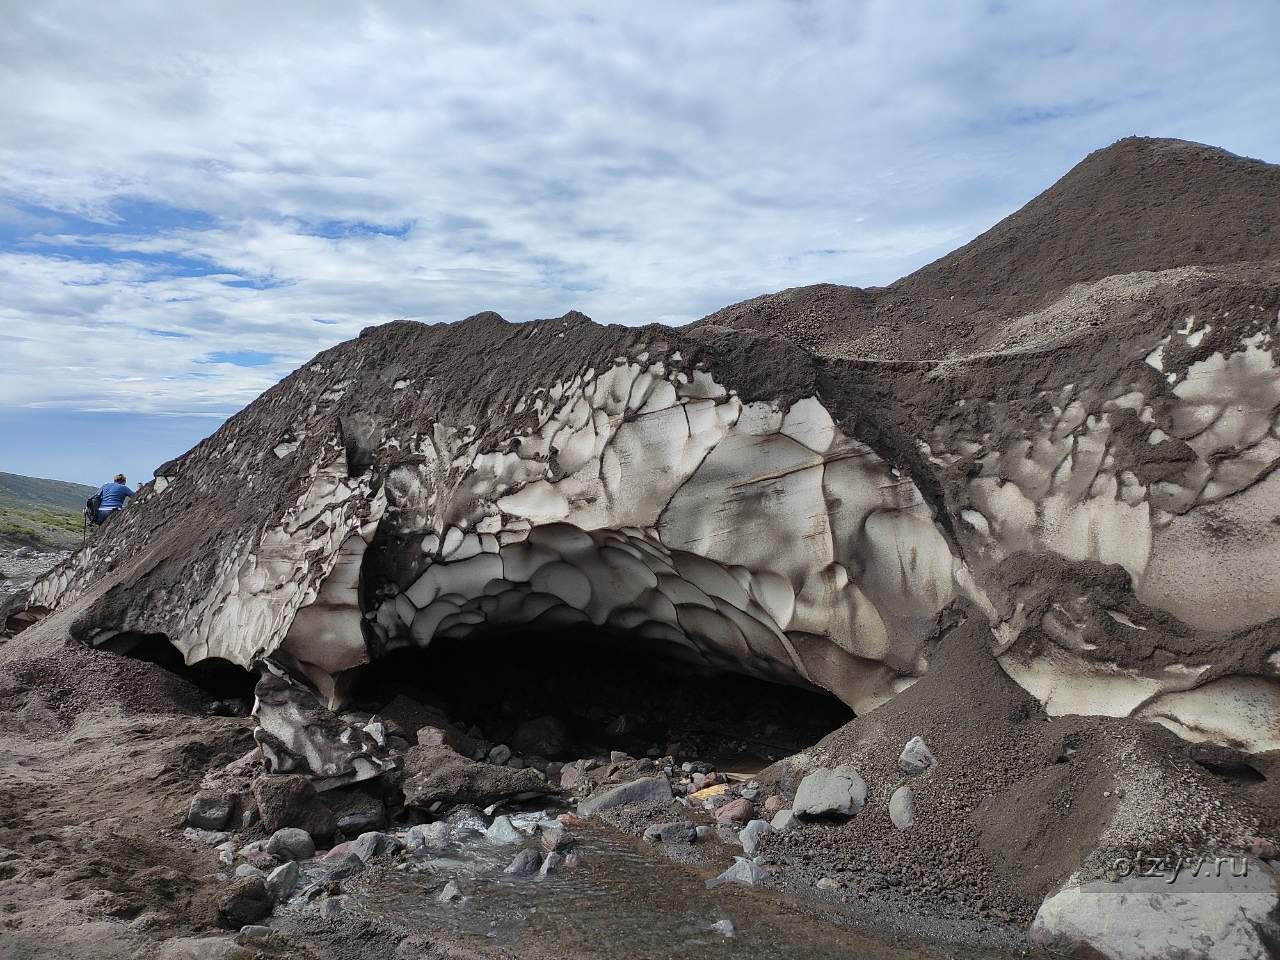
[643,820,698,844]
[504,848,542,876]
[706,858,769,889]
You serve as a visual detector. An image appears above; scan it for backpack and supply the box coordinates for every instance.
[85,492,103,524]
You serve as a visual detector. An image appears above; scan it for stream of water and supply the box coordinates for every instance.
[340,818,1016,960]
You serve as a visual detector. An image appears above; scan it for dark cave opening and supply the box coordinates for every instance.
[351,626,854,771]
[95,631,258,707]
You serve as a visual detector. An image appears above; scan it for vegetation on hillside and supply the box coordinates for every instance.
[0,471,96,550]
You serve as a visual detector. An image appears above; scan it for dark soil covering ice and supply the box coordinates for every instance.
[5,136,1280,959]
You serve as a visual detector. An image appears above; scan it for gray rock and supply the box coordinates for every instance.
[889,785,914,830]
[315,842,370,880]
[251,775,336,838]
[326,787,386,836]
[215,840,236,866]
[711,919,735,938]
[236,926,274,945]
[189,790,234,831]
[792,766,867,819]
[217,876,272,928]
[403,744,552,810]
[503,848,543,876]
[695,825,713,841]
[183,827,231,846]
[264,827,315,861]
[643,820,698,844]
[577,775,672,818]
[404,821,449,850]
[770,808,798,832]
[233,863,265,879]
[706,858,769,889]
[265,860,298,902]
[816,876,839,891]
[350,831,400,862]
[488,743,512,765]
[485,815,524,845]
[538,851,564,877]
[898,736,935,776]
[1031,870,1280,960]
[436,879,464,903]
[739,819,774,856]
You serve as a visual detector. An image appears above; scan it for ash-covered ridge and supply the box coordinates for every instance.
[19,138,1280,778]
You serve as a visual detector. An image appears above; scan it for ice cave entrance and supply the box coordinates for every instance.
[352,625,854,773]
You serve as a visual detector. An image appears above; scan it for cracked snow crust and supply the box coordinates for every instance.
[23,298,1280,781]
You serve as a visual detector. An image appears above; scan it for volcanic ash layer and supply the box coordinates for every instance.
[8,136,1280,952]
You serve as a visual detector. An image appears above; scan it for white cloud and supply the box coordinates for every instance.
[1,0,1278,414]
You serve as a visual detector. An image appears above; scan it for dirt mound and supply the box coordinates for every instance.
[696,137,1280,359]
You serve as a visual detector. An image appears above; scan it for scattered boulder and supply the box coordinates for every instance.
[1031,870,1280,960]
[487,744,513,765]
[706,858,769,889]
[403,744,552,809]
[436,879,464,903]
[265,861,298,902]
[713,797,754,825]
[770,809,798,832]
[577,775,672,819]
[484,815,524,845]
[510,715,569,758]
[188,790,234,831]
[643,821,698,844]
[236,926,275,946]
[739,819,773,856]
[217,876,272,928]
[252,775,336,838]
[898,737,935,776]
[233,864,265,880]
[792,766,867,819]
[263,827,315,861]
[503,849,542,876]
[350,831,401,862]
[711,919,735,938]
[763,795,786,817]
[889,785,914,830]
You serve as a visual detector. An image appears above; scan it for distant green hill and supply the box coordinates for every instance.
[0,471,96,512]
[0,471,97,550]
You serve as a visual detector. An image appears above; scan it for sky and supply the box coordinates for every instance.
[2,2,1279,486]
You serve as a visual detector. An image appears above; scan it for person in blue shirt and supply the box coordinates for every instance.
[93,473,135,525]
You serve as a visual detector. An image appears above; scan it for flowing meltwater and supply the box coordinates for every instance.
[332,819,1004,960]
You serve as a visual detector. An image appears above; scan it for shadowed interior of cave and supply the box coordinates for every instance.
[96,631,258,705]
[351,626,855,770]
